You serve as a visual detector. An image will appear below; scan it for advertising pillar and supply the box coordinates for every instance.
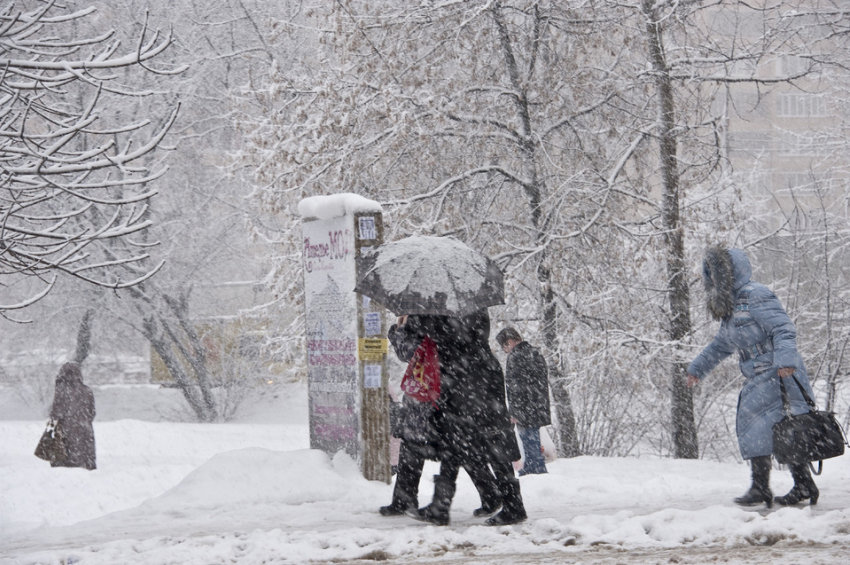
[299,194,390,483]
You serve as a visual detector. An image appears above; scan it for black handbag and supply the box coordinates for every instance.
[34,418,68,463]
[772,376,846,475]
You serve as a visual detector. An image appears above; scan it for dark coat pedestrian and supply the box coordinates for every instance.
[687,247,818,508]
[496,328,551,475]
[49,362,96,470]
[400,310,526,526]
[499,336,551,428]
[400,312,519,462]
[380,319,501,518]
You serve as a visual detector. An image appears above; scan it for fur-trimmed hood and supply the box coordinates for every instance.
[702,247,752,320]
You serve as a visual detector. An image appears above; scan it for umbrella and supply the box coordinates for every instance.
[354,235,504,317]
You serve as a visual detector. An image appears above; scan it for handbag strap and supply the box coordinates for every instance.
[779,374,817,415]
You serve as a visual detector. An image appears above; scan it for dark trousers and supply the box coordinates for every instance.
[517,425,547,474]
[391,440,427,507]
[394,440,500,508]
[437,444,512,494]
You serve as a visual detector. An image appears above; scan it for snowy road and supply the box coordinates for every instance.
[3,385,850,564]
[323,544,850,565]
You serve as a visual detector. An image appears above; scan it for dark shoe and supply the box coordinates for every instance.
[734,456,772,508]
[518,468,547,476]
[485,478,527,526]
[465,459,501,517]
[775,464,819,506]
[407,505,450,526]
[472,501,501,518]
[774,484,819,506]
[734,486,773,508]
[379,499,413,516]
[408,475,455,526]
[485,509,527,526]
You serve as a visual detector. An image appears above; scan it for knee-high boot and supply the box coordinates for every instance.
[409,475,456,526]
[734,455,773,508]
[485,478,527,526]
[775,463,819,506]
[380,443,423,516]
[380,468,419,515]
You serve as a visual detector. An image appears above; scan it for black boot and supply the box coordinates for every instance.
[408,475,456,526]
[775,464,819,506]
[485,478,527,526]
[379,497,415,516]
[734,456,773,508]
[465,462,501,517]
[473,498,502,518]
[381,443,423,516]
[380,472,417,515]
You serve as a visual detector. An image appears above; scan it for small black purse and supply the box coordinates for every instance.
[772,376,847,475]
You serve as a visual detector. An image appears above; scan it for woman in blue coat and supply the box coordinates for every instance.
[687,247,818,508]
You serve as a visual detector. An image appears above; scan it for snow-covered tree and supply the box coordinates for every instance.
[237,0,663,456]
[0,1,182,316]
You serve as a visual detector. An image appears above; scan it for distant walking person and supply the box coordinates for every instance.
[687,247,818,508]
[48,362,97,470]
[496,328,551,476]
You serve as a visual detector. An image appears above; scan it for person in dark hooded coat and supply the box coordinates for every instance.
[687,247,817,507]
[395,309,526,526]
[49,362,96,470]
[379,316,501,518]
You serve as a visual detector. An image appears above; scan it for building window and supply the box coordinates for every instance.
[776,94,827,118]
[776,132,824,156]
[728,131,772,158]
[778,56,809,78]
[773,171,835,194]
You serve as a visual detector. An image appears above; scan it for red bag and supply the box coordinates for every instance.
[401,336,441,405]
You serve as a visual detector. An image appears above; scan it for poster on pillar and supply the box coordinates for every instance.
[299,194,388,477]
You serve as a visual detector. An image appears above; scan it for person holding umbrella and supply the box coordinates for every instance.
[379,316,502,519]
[395,310,526,526]
[355,235,526,526]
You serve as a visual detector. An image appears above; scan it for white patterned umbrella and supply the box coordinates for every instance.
[354,235,504,317]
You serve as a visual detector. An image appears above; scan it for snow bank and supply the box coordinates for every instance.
[144,448,369,511]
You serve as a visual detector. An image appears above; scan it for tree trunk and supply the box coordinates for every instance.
[163,293,218,421]
[142,315,216,422]
[540,259,581,457]
[492,1,580,456]
[643,1,698,459]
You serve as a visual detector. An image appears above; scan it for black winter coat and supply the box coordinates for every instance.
[504,341,552,428]
[392,311,520,464]
[49,363,96,470]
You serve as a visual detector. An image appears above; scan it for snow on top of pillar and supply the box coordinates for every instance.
[298,193,382,220]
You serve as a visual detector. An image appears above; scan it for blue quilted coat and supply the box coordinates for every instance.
[688,249,813,460]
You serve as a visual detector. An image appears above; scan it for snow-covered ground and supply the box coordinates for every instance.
[2,383,849,565]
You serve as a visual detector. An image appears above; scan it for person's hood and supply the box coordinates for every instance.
[703,246,752,321]
[56,362,84,385]
[728,248,752,291]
